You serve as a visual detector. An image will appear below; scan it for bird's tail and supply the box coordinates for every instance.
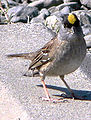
[7,52,35,60]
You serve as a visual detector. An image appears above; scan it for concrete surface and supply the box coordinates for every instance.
[0,23,91,120]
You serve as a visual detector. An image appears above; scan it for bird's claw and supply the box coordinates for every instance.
[40,97,68,103]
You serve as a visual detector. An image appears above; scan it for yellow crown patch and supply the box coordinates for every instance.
[68,14,76,24]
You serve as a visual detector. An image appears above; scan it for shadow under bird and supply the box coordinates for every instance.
[7,13,86,102]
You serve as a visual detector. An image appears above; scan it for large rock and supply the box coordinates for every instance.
[80,0,91,9]
[82,24,91,36]
[0,23,56,55]
[56,2,81,11]
[28,0,63,9]
[63,0,80,3]
[0,23,91,120]
[60,6,73,14]
[0,16,6,24]
[73,10,91,25]
[45,15,61,33]
[1,0,19,8]
[8,5,39,23]
[31,8,50,23]
[84,35,91,49]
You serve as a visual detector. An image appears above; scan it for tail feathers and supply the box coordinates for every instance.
[7,52,34,60]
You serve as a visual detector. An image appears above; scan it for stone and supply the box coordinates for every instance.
[64,0,80,3]
[84,35,91,49]
[80,13,91,25]
[45,15,61,33]
[60,6,73,15]
[39,8,50,19]
[56,2,81,11]
[0,16,6,24]
[8,5,39,23]
[82,24,91,36]
[1,0,19,8]
[8,5,24,17]
[51,11,62,20]
[28,0,63,9]
[0,17,91,120]
[80,0,91,9]
[73,10,91,25]
[31,8,50,23]
[48,6,57,14]
[30,14,45,23]
[13,0,22,3]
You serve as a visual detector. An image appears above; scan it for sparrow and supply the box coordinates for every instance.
[7,13,86,102]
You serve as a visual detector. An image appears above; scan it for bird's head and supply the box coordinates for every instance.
[62,13,80,28]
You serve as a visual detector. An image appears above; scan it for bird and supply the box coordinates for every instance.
[7,13,86,102]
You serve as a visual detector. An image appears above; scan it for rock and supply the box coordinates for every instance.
[80,5,89,10]
[0,23,56,54]
[29,0,38,2]
[51,6,73,22]
[1,0,8,8]
[8,5,24,17]
[12,0,22,3]
[80,13,91,25]
[30,15,44,23]
[73,10,91,25]
[45,15,61,33]
[60,6,73,14]
[63,0,80,3]
[50,8,69,18]
[51,11,62,19]
[7,0,19,7]
[84,35,91,49]
[0,21,91,120]
[0,16,6,24]
[50,3,77,17]
[39,8,50,18]
[31,8,50,23]
[8,5,39,23]
[80,0,91,9]
[48,6,57,14]
[56,2,81,11]
[30,13,45,23]
[28,0,63,9]
[82,24,91,36]
[1,0,19,8]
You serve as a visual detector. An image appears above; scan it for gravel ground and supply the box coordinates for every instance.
[0,23,91,120]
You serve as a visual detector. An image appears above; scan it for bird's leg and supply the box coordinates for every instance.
[40,74,50,101]
[40,73,66,103]
[60,76,75,98]
[60,76,86,99]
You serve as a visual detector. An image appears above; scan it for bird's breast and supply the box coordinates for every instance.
[46,35,86,76]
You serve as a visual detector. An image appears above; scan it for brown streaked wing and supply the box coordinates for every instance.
[29,36,56,70]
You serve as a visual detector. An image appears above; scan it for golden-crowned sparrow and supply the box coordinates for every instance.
[7,13,86,102]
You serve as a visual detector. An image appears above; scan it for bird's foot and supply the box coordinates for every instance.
[40,97,68,103]
[60,93,86,100]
